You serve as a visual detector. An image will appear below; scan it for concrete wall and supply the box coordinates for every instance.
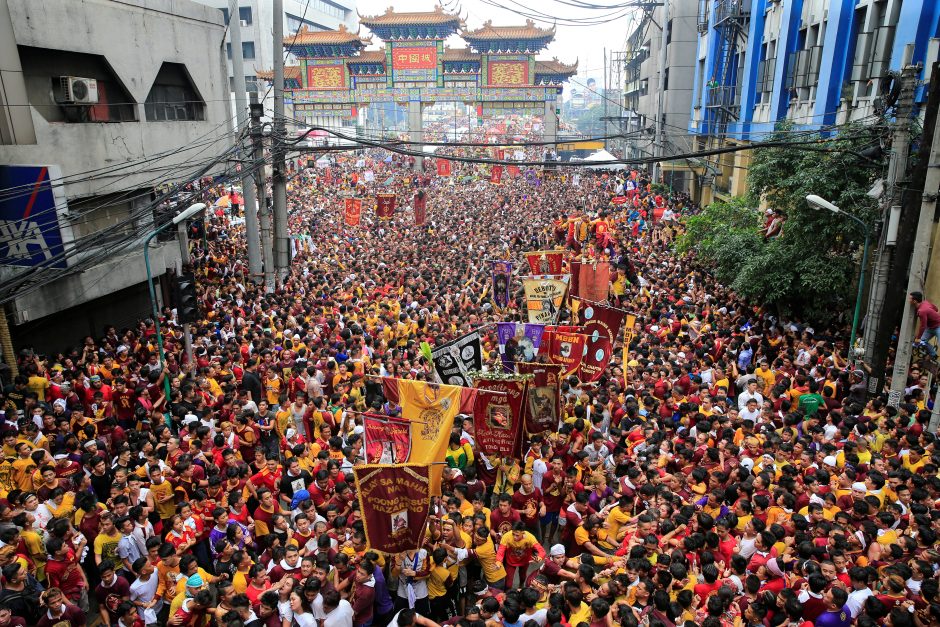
[0,0,232,339]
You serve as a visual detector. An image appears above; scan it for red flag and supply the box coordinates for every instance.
[353,464,432,554]
[577,300,626,383]
[324,167,333,184]
[413,191,427,226]
[376,193,396,220]
[363,414,411,463]
[517,363,561,436]
[344,198,362,226]
[507,165,520,178]
[473,378,526,459]
[544,326,585,377]
[436,159,452,176]
[524,250,564,275]
[577,261,611,302]
[490,166,503,184]
[351,172,359,185]
[611,196,628,205]
[569,260,581,299]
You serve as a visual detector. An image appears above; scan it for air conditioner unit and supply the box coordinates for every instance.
[58,76,99,104]
[240,19,250,27]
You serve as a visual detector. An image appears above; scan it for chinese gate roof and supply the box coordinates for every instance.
[441,47,478,61]
[461,19,555,41]
[257,65,302,88]
[348,50,388,64]
[284,24,371,57]
[359,5,464,26]
[534,58,578,76]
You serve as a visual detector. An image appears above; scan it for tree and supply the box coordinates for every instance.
[679,122,884,322]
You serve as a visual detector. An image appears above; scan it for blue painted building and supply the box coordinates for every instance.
[688,0,940,201]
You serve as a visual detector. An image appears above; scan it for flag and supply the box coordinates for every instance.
[576,300,626,382]
[363,414,411,464]
[353,464,432,554]
[522,276,569,323]
[507,165,520,178]
[344,198,362,226]
[524,251,564,275]
[611,196,628,205]
[577,261,611,303]
[569,260,581,300]
[431,331,483,387]
[491,261,512,310]
[495,323,545,373]
[376,193,396,220]
[544,326,585,377]
[397,379,463,496]
[622,314,637,389]
[437,158,452,176]
[490,165,503,184]
[382,377,475,416]
[414,191,427,226]
[472,377,526,459]
[517,362,561,436]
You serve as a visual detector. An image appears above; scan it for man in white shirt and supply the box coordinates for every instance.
[737,380,763,410]
[845,566,873,618]
[322,589,354,627]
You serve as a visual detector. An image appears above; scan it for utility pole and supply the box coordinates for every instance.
[890,62,940,412]
[250,93,275,292]
[865,64,936,407]
[862,64,918,398]
[603,48,608,151]
[229,0,262,283]
[271,0,290,281]
[652,0,670,183]
[176,221,194,367]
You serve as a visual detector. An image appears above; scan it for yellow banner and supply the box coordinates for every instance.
[398,379,463,495]
[523,276,570,324]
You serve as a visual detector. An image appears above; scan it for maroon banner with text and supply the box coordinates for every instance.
[376,193,396,220]
[413,191,427,226]
[524,250,564,275]
[472,378,526,459]
[490,165,503,184]
[544,325,585,377]
[363,414,411,464]
[353,464,432,554]
[436,158,452,176]
[517,362,561,436]
[577,261,611,302]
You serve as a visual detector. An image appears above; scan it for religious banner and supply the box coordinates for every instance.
[544,326,586,377]
[472,377,527,459]
[577,261,611,303]
[490,261,512,310]
[490,165,503,184]
[376,193,396,220]
[611,196,628,205]
[430,331,483,387]
[522,276,569,324]
[436,158,452,177]
[353,464,432,554]
[622,314,637,389]
[576,299,627,383]
[495,323,545,373]
[517,362,561,436]
[569,260,581,300]
[507,165,520,178]
[344,198,362,227]
[324,168,333,185]
[413,191,427,226]
[363,414,412,464]
[524,250,564,275]
[397,379,463,496]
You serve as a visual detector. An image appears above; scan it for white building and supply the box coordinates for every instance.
[193,0,358,117]
[0,0,232,351]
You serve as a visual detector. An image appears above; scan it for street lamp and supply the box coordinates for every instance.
[806,195,871,366]
[143,203,207,407]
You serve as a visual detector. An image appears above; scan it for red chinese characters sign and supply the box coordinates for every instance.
[306,64,345,90]
[488,61,528,86]
[392,46,437,70]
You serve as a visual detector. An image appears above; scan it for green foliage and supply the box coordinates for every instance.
[679,121,884,321]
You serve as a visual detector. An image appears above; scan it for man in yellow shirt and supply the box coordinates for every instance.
[470,527,506,588]
[496,523,546,588]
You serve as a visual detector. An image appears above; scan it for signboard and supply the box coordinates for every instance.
[306,64,345,90]
[392,46,437,70]
[0,165,68,268]
[488,61,529,86]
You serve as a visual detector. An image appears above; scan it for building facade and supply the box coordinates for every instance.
[192,0,358,121]
[689,0,940,203]
[0,0,231,352]
[623,0,699,191]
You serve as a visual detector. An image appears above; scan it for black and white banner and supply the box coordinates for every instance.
[431,331,483,387]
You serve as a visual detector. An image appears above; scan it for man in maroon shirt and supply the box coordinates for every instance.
[94,560,131,627]
[44,537,89,611]
[489,494,520,541]
[111,378,137,429]
[511,474,545,537]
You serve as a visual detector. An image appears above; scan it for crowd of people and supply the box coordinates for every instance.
[0,118,937,627]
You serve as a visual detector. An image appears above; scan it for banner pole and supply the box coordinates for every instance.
[365,374,509,396]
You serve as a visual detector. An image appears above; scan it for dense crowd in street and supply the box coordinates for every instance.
[0,119,937,627]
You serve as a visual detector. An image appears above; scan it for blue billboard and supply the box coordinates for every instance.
[0,165,68,268]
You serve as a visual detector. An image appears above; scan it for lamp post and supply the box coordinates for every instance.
[143,203,206,406]
[806,195,871,366]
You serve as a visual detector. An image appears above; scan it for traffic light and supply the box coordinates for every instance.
[173,266,200,324]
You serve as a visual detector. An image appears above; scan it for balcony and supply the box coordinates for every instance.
[714,0,750,27]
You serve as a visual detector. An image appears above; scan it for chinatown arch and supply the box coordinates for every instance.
[258,6,578,161]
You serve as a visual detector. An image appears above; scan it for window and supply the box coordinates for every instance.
[226,42,256,60]
[663,68,670,91]
[220,6,252,24]
[145,62,206,121]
